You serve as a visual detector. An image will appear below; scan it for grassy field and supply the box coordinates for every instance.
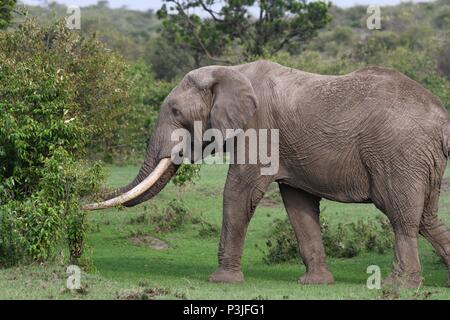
[1,164,450,300]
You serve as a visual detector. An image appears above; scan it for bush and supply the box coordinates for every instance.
[3,19,137,159]
[0,19,111,266]
[0,18,188,266]
[322,215,394,258]
[263,214,393,264]
[150,199,190,233]
[264,218,299,264]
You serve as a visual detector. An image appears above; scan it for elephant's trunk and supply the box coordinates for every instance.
[83,132,179,210]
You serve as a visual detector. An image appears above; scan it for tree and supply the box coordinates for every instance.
[0,0,17,29]
[156,0,331,63]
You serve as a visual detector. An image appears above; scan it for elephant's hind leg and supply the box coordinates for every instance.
[419,189,450,287]
[279,184,334,285]
[371,174,426,288]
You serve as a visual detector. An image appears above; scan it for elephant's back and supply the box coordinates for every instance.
[273,65,449,203]
[351,66,447,120]
[291,66,448,142]
[346,67,448,155]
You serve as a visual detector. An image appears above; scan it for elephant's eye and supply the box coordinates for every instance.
[172,107,181,117]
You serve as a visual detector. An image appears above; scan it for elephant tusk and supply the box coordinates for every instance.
[82,158,172,211]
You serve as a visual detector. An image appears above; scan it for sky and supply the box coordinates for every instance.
[20,0,431,11]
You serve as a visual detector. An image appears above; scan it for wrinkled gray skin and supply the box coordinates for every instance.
[113,60,450,287]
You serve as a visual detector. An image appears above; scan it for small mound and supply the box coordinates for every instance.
[131,235,169,250]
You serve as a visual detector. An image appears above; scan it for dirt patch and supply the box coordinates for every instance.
[131,235,169,250]
[117,287,170,300]
[260,184,282,208]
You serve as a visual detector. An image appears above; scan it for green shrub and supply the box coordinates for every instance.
[322,215,394,258]
[0,19,137,160]
[150,199,190,233]
[264,218,299,264]
[0,149,105,266]
[263,214,393,264]
[0,19,110,266]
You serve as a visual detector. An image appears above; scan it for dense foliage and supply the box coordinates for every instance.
[0,20,112,266]
[0,0,16,29]
[2,14,161,162]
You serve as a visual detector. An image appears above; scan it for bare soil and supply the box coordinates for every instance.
[130,235,169,250]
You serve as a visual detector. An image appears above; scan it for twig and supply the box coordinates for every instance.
[198,0,223,22]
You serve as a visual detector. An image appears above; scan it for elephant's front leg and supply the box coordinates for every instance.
[209,165,272,283]
[279,184,334,284]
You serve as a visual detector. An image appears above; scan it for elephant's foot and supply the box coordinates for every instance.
[383,270,423,289]
[208,268,244,283]
[299,267,334,285]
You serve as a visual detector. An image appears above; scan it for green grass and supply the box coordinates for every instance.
[1,164,449,299]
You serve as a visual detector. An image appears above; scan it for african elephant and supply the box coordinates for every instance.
[84,60,450,288]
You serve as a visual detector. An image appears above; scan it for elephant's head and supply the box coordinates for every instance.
[83,66,258,210]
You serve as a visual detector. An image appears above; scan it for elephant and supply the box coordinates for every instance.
[84,60,450,288]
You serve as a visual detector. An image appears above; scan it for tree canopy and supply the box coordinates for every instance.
[157,0,332,62]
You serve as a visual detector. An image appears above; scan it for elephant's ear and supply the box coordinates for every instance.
[188,66,258,139]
